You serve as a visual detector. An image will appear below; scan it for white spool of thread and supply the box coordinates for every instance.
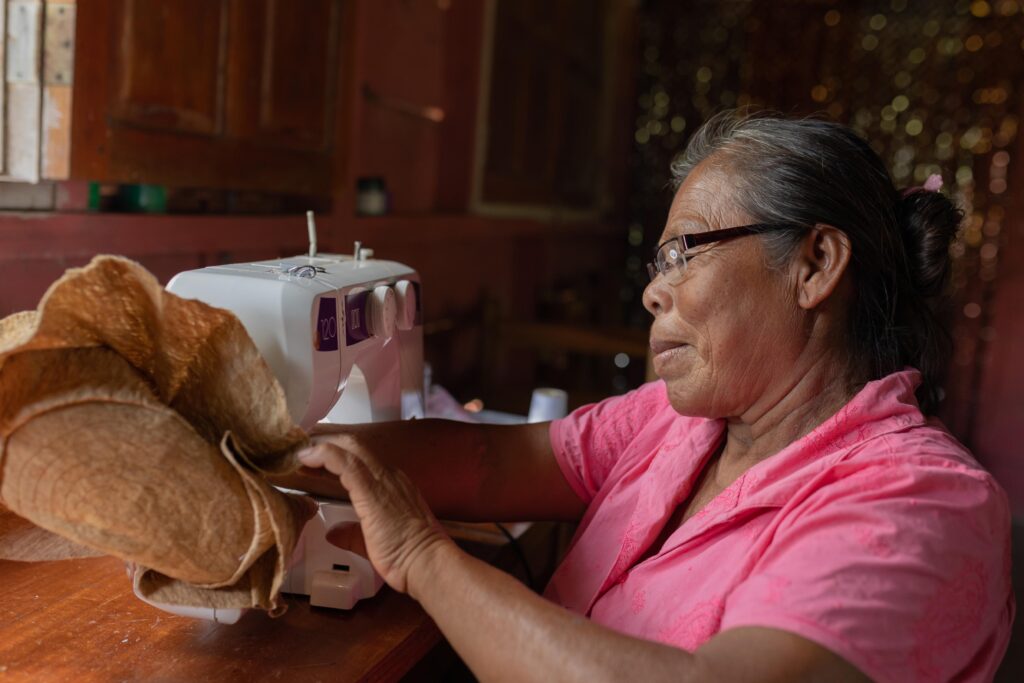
[527,388,569,423]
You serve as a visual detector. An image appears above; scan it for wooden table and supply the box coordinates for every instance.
[0,521,566,682]
[0,555,442,682]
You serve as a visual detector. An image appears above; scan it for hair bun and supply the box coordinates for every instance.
[894,190,963,297]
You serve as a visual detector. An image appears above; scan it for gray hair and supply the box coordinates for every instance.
[670,110,962,413]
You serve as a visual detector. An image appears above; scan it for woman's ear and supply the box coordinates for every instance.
[793,224,852,310]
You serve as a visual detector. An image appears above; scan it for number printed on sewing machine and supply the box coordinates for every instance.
[315,297,339,352]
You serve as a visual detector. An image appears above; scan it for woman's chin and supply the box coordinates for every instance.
[665,391,713,418]
[660,369,717,418]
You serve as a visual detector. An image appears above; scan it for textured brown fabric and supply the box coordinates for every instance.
[0,256,315,613]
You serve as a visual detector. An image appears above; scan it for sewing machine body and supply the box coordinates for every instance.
[151,243,422,622]
[167,251,424,429]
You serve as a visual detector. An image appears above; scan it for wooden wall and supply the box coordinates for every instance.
[0,0,632,408]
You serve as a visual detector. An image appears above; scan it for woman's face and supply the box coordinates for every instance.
[642,159,806,419]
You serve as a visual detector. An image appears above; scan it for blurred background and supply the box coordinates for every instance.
[0,0,1021,675]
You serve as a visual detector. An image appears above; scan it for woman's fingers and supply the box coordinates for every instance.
[295,438,450,594]
[297,443,355,476]
[295,444,332,470]
[298,443,377,498]
[300,442,386,479]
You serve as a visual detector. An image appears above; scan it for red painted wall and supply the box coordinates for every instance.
[974,194,1024,516]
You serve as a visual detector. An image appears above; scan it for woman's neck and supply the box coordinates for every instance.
[720,354,860,474]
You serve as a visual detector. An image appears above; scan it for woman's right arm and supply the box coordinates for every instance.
[272,419,586,523]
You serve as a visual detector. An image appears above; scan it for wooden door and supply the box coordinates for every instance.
[70,0,341,196]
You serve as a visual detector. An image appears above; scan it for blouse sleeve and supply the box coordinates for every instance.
[719,457,1014,683]
[548,381,667,504]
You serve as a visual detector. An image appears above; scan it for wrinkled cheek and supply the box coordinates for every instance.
[697,327,764,414]
[664,347,717,414]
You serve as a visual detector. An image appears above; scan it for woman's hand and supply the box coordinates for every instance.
[296,441,453,595]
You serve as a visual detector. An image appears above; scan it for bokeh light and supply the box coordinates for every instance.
[625,1,1021,427]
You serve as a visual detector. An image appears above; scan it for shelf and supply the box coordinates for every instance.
[0,210,623,261]
[0,212,310,260]
[347,213,623,246]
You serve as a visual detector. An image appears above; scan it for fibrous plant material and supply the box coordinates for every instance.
[0,256,315,614]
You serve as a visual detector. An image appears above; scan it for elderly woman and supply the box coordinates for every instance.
[295,112,1013,682]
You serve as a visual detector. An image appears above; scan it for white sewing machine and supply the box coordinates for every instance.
[142,213,423,623]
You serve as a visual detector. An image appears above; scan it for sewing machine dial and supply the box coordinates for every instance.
[367,285,397,339]
[394,280,417,331]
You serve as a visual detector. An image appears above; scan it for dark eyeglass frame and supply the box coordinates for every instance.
[646,222,796,283]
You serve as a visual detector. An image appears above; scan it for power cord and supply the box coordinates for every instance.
[495,523,536,591]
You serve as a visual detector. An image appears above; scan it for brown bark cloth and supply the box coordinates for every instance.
[0,256,315,614]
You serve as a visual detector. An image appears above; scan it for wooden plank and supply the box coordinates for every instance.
[41,0,75,179]
[0,507,566,681]
[224,0,339,151]
[0,212,313,259]
[0,211,622,260]
[435,0,487,211]
[70,0,339,194]
[110,0,227,136]
[353,0,446,212]
[0,181,54,209]
[4,0,43,182]
[40,86,72,178]
[0,555,441,682]
[0,0,6,174]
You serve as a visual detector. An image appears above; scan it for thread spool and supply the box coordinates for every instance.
[527,388,568,423]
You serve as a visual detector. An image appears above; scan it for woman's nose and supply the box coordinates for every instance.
[642,278,671,316]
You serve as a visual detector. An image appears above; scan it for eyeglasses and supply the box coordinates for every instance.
[646,222,795,284]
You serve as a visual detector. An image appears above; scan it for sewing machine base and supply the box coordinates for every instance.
[280,496,385,609]
[133,497,382,623]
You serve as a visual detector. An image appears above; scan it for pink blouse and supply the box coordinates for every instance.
[546,370,1013,683]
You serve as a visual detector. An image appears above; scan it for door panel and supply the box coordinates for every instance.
[71,0,341,195]
[110,0,227,136]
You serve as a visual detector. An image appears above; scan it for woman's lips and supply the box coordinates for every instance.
[647,339,688,370]
[651,340,691,371]
[650,338,688,355]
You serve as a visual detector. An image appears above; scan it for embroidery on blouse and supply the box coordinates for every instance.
[910,557,987,682]
[656,597,727,651]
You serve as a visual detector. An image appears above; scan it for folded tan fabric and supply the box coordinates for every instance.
[0,256,315,614]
